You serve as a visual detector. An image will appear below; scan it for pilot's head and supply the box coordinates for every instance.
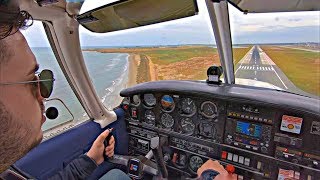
[0,3,45,172]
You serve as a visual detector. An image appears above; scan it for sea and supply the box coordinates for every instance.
[31,47,130,131]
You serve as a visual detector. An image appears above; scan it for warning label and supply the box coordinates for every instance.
[280,115,303,134]
[310,121,320,135]
[277,168,299,180]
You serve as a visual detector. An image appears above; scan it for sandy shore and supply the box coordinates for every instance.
[127,53,140,87]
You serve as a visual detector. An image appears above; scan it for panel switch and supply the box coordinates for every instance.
[227,153,233,161]
[244,158,250,166]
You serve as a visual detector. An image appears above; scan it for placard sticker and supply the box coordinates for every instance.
[280,115,303,134]
[310,121,320,135]
[277,169,294,180]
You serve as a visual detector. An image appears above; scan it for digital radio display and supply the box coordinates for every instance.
[236,121,262,138]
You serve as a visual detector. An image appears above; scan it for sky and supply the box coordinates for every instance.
[22,0,320,47]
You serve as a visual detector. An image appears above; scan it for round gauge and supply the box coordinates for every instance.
[181,118,195,135]
[199,122,216,138]
[181,98,196,115]
[144,110,156,126]
[161,113,174,128]
[132,95,141,106]
[161,95,175,112]
[143,94,156,107]
[189,156,204,173]
[200,101,218,118]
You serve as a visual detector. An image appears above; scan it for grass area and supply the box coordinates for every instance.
[142,46,217,65]
[90,46,251,81]
[261,46,320,96]
[233,47,252,65]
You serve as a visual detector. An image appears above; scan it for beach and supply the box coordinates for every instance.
[127,54,140,87]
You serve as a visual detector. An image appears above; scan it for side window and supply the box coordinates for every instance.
[23,21,88,139]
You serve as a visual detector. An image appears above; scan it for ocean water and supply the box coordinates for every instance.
[31,47,129,131]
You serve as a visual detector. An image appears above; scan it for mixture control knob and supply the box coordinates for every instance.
[225,164,235,174]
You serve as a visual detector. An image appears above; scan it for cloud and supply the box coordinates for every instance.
[229,4,320,35]
[22,0,320,47]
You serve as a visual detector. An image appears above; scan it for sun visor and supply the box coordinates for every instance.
[228,0,320,13]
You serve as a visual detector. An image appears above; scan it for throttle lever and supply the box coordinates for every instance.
[150,137,168,178]
[103,128,114,160]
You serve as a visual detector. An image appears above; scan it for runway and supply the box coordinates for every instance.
[235,45,305,95]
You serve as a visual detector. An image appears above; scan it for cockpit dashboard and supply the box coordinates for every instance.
[120,80,320,179]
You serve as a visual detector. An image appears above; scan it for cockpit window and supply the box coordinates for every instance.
[230,5,320,97]
[79,0,252,108]
[23,21,88,137]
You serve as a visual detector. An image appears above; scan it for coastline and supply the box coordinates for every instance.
[127,53,140,87]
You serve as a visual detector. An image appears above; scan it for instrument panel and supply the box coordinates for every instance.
[120,82,320,180]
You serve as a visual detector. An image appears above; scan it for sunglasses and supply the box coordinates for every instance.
[0,69,55,98]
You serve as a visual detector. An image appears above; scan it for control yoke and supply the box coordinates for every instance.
[107,136,168,179]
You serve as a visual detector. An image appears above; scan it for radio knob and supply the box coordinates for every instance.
[226,138,232,144]
[261,147,268,153]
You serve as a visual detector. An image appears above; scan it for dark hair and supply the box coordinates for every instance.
[0,4,33,64]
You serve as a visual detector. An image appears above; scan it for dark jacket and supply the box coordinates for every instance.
[0,155,98,180]
[48,154,98,180]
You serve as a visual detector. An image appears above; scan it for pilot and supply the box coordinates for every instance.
[0,2,124,180]
[0,2,237,180]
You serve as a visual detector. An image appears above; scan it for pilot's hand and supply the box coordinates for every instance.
[197,160,237,180]
[86,129,115,165]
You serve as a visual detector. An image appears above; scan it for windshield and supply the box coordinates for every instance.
[229,5,320,97]
[79,0,224,108]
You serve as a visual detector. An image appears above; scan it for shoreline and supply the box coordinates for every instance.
[127,53,140,87]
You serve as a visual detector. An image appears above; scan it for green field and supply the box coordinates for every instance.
[142,46,218,65]
[261,46,320,96]
[233,47,252,65]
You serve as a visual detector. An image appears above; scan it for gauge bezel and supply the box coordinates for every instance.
[144,110,156,126]
[180,97,197,117]
[199,121,216,138]
[188,155,204,174]
[180,117,195,135]
[160,113,175,128]
[200,101,218,119]
[160,95,175,113]
[143,93,157,108]
[131,94,141,107]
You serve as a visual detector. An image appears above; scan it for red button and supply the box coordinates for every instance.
[225,164,235,174]
[123,104,128,110]
[221,151,227,159]
[172,153,178,163]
